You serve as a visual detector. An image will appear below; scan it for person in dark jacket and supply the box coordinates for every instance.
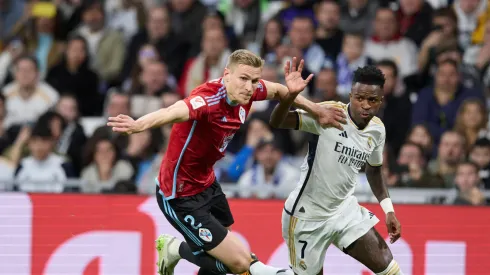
[46,35,102,116]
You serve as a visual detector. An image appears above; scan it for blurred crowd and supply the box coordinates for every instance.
[0,0,489,206]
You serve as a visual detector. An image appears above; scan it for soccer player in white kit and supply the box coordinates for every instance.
[270,63,403,275]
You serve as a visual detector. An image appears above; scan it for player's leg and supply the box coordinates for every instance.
[334,204,403,275]
[157,184,292,274]
[343,228,403,275]
[155,185,230,274]
[281,210,331,275]
[204,183,293,275]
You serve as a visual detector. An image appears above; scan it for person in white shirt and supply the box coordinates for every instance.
[270,61,403,275]
[2,56,59,129]
[237,139,299,199]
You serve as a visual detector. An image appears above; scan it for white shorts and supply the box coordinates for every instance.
[281,198,379,275]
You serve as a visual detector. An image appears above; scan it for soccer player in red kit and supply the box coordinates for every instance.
[107,50,346,275]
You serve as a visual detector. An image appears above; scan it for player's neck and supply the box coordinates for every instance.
[347,105,368,130]
[225,91,239,106]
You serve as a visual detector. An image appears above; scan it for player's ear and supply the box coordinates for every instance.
[223,67,231,81]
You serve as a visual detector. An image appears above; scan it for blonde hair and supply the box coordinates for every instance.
[226,49,264,69]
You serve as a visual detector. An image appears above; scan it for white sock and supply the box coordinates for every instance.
[249,261,294,275]
[376,260,404,275]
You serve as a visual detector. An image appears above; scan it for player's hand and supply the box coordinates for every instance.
[284,57,314,96]
[107,114,141,135]
[386,212,401,244]
[316,105,347,130]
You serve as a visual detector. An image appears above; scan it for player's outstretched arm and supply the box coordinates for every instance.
[107,100,190,134]
[365,164,402,244]
[269,91,299,129]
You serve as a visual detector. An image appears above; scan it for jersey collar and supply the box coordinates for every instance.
[221,78,239,106]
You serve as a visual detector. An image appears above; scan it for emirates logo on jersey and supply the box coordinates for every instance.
[239,106,246,124]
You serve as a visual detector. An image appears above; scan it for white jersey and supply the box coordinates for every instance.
[284,101,385,220]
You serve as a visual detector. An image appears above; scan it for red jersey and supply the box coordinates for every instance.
[158,78,268,199]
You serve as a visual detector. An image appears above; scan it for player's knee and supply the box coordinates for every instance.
[227,253,252,273]
[379,248,394,269]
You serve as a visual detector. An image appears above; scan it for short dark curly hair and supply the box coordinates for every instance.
[352,65,385,88]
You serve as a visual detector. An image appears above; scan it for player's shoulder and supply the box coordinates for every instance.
[317,101,347,109]
[188,78,227,109]
[190,78,225,97]
[367,116,385,138]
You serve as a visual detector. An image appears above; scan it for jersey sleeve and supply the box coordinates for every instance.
[367,131,385,167]
[295,109,322,135]
[183,93,211,120]
[250,79,268,101]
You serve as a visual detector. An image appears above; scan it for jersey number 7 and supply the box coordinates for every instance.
[298,240,308,259]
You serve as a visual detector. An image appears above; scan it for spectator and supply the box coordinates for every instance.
[0,93,10,154]
[237,139,299,199]
[453,0,487,48]
[412,59,483,147]
[55,95,87,177]
[428,131,466,188]
[454,98,489,150]
[218,0,283,43]
[376,60,412,156]
[0,38,26,86]
[225,118,274,182]
[315,0,344,59]
[276,0,315,33]
[311,68,342,103]
[168,0,207,53]
[407,124,434,160]
[46,35,102,116]
[464,19,490,67]
[0,0,25,45]
[123,128,163,186]
[339,0,377,36]
[365,8,418,79]
[287,16,327,74]
[121,6,187,81]
[394,142,445,188]
[453,161,486,205]
[469,138,490,189]
[2,56,59,129]
[131,60,173,118]
[432,43,481,91]
[105,91,130,118]
[14,1,65,79]
[201,10,240,52]
[179,27,231,97]
[247,18,284,63]
[398,0,434,46]
[336,33,374,98]
[72,0,125,85]
[418,8,459,73]
[81,137,134,193]
[14,124,73,193]
[105,0,146,43]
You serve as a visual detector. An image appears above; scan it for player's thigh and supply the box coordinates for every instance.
[336,206,392,273]
[281,211,331,275]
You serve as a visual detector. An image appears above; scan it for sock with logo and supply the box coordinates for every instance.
[178,242,231,274]
[376,260,404,275]
[249,261,294,275]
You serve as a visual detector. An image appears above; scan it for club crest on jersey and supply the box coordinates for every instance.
[199,228,213,242]
[367,137,373,149]
[190,96,206,110]
[239,106,246,124]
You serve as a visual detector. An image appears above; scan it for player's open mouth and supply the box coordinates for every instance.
[360,113,370,118]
